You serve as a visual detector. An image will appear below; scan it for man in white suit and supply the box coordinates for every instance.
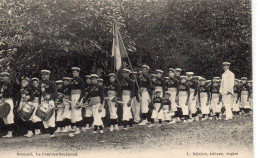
[220,62,235,120]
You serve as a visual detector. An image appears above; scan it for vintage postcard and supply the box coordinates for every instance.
[0,0,254,158]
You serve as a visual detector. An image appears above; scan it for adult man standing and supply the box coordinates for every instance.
[219,62,235,120]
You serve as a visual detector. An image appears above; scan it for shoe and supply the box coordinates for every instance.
[148,124,154,128]
[183,120,187,123]
[55,127,61,133]
[74,128,81,135]
[81,128,86,133]
[26,131,33,138]
[62,126,69,133]
[114,124,119,131]
[225,118,233,120]
[123,128,127,131]
[70,127,76,132]
[68,133,74,137]
[50,134,56,138]
[93,131,97,134]
[168,119,176,124]
[3,132,13,138]
[216,118,219,120]
[35,129,42,135]
[100,130,104,134]
[85,124,91,130]
[209,117,212,120]
[138,121,147,126]
[110,126,113,132]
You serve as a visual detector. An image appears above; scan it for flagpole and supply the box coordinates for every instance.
[118,31,140,90]
[112,20,122,87]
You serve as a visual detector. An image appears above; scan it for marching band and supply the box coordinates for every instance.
[0,62,253,138]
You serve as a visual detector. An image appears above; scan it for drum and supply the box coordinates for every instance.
[35,102,54,121]
[0,100,11,118]
[17,102,35,121]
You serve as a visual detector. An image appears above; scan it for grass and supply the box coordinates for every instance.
[0,114,253,157]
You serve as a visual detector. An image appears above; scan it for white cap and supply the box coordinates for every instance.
[41,70,50,74]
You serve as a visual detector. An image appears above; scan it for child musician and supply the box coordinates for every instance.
[31,78,43,135]
[120,69,135,130]
[210,77,222,120]
[148,89,163,127]
[196,78,210,121]
[82,74,104,134]
[232,79,241,115]
[40,70,57,138]
[55,80,65,133]
[61,77,73,133]
[106,73,120,131]
[1,72,15,138]
[240,77,251,114]
[82,75,93,130]
[18,77,35,138]
[158,91,172,124]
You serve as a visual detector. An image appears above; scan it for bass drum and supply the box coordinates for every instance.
[0,100,11,118]
[17,102,35,121]
[35,102,54,121]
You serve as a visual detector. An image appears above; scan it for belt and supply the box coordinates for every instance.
[168,87,177,92]
[71,89,81,95]
[154,86,163,90]
[90,97,101,105]
[107,90,116,96]
[123,90,131,95]
[241,91,249,95]
[63,95,70,100]
[179,91,188,96]
[200,92,208,98]
[212,93,219,98]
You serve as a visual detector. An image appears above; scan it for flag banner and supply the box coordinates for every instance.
[111,20,131,84]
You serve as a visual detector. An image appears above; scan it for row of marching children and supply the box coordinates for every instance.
[0,64,252,138]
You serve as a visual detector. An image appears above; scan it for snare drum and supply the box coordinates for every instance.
[17,102,35,121]
[36,101,54,121]
[0,100,11,118]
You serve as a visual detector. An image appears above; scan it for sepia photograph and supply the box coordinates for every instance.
[0,0,254,157]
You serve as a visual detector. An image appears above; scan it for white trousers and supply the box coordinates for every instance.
[168,88,177,111]
[200,97,209,114]
[56,105,64,122]
[108,96,118,119]
[2,98,14,125]
[151,103,161,119]
[241,94,251,109]
[211,97,222,113]
[140,90,150,113]
[92,103,103,126]
[132,96,141,122]
[158,105,170,121]
[63,100,71,119]
[71,94,82,123]
[231,94,240,112]
[222,94,233,119]
[122,94,132,121]
[179,95,189,115]
[84,105,93,117]
[43,100,56,128]
[189,93,197,114]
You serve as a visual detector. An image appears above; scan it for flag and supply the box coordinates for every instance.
[112,20,127,71]
[111,20,130,85]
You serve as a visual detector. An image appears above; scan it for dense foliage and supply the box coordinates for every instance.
[0,0,251,81]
